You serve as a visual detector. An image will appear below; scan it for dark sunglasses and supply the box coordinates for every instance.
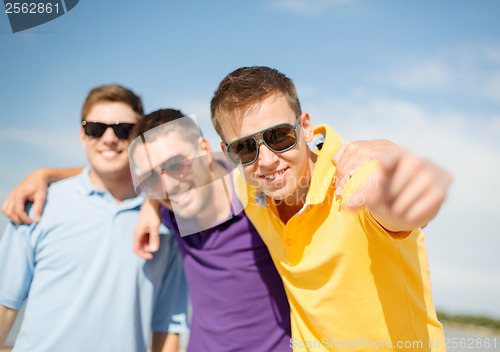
[225,117,301,166]
[136,146,197,195]
[82,121,136,140]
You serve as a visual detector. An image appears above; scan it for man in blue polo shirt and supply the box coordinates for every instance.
[0,85,188,352]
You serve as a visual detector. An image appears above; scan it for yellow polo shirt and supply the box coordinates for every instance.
[234,125,445,351]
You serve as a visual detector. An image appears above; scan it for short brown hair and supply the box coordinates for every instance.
[128,109,202,156]
[210,66,302,141]
[129,108,200,143]
[81,84,144,122]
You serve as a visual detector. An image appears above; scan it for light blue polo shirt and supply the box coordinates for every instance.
[0,168,188,352]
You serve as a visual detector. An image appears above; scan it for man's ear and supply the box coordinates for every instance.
[197,136,213,165]
[80,127,87,146]
[200,137,212,154]
[220,141,226,154]
[300,112,314,143]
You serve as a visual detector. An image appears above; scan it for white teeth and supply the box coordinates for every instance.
[101,151,118,157]
[264,170,285,180]
[170,192,188,202]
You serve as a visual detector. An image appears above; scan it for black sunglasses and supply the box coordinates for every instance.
[82,121,136,140]
[225,117,301,165]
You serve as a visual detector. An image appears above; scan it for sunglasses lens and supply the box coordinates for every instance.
[84,122,107,138]
[162,154,192,178]
[263,124,296,152]
[137,154,193,196]
[113,123,136,139]
[227,137,258,165]
[227,123,297,165]
[83,122,135,139]
[138,169,161,193]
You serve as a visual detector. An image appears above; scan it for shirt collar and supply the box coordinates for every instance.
[75,167,102,196]
[305,124,341,205]
[76,167,143,210]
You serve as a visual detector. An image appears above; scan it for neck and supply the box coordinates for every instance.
[195,162,233,228]
[276,149,318,223]
[275,201,303,224]
[88,168,137,203]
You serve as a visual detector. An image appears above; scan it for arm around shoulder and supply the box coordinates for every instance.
[1,166,84,224]
[134,199,163,259]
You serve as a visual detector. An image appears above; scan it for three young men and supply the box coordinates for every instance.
[1,65,451,351]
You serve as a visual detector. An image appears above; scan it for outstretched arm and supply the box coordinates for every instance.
[1,167,83,224]
[332,140,399,197]
[346,148,452,232]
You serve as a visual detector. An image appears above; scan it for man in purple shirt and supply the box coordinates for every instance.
[129,109,291,351]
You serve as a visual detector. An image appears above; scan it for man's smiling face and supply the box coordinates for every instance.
[222,94,315,206]
[133,131,214,219]
[81,101,138,181]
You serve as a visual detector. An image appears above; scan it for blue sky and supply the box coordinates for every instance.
[1,0,499,318]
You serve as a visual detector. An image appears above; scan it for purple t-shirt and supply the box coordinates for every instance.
[161,160,291,352]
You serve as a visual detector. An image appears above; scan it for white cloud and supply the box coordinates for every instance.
[381,44,500,102]
[481,44,500,63]
[0,127,83,161]
[487,116,500,138]
[483,71,500,101]
[391,59,454,90]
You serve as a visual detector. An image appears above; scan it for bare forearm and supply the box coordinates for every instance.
[145,199,162,216]
[151,332,179,352]
[0,305,18,346]
[134,198,164,258]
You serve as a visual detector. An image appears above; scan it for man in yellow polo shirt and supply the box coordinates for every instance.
[210,66,452,351]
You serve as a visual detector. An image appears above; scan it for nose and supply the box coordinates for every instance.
[100,126,119,144]
[256,141,279,168]
[161,171,182,194]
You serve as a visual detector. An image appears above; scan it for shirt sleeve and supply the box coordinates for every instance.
[0,220,38,310]
[151,231,189,334]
